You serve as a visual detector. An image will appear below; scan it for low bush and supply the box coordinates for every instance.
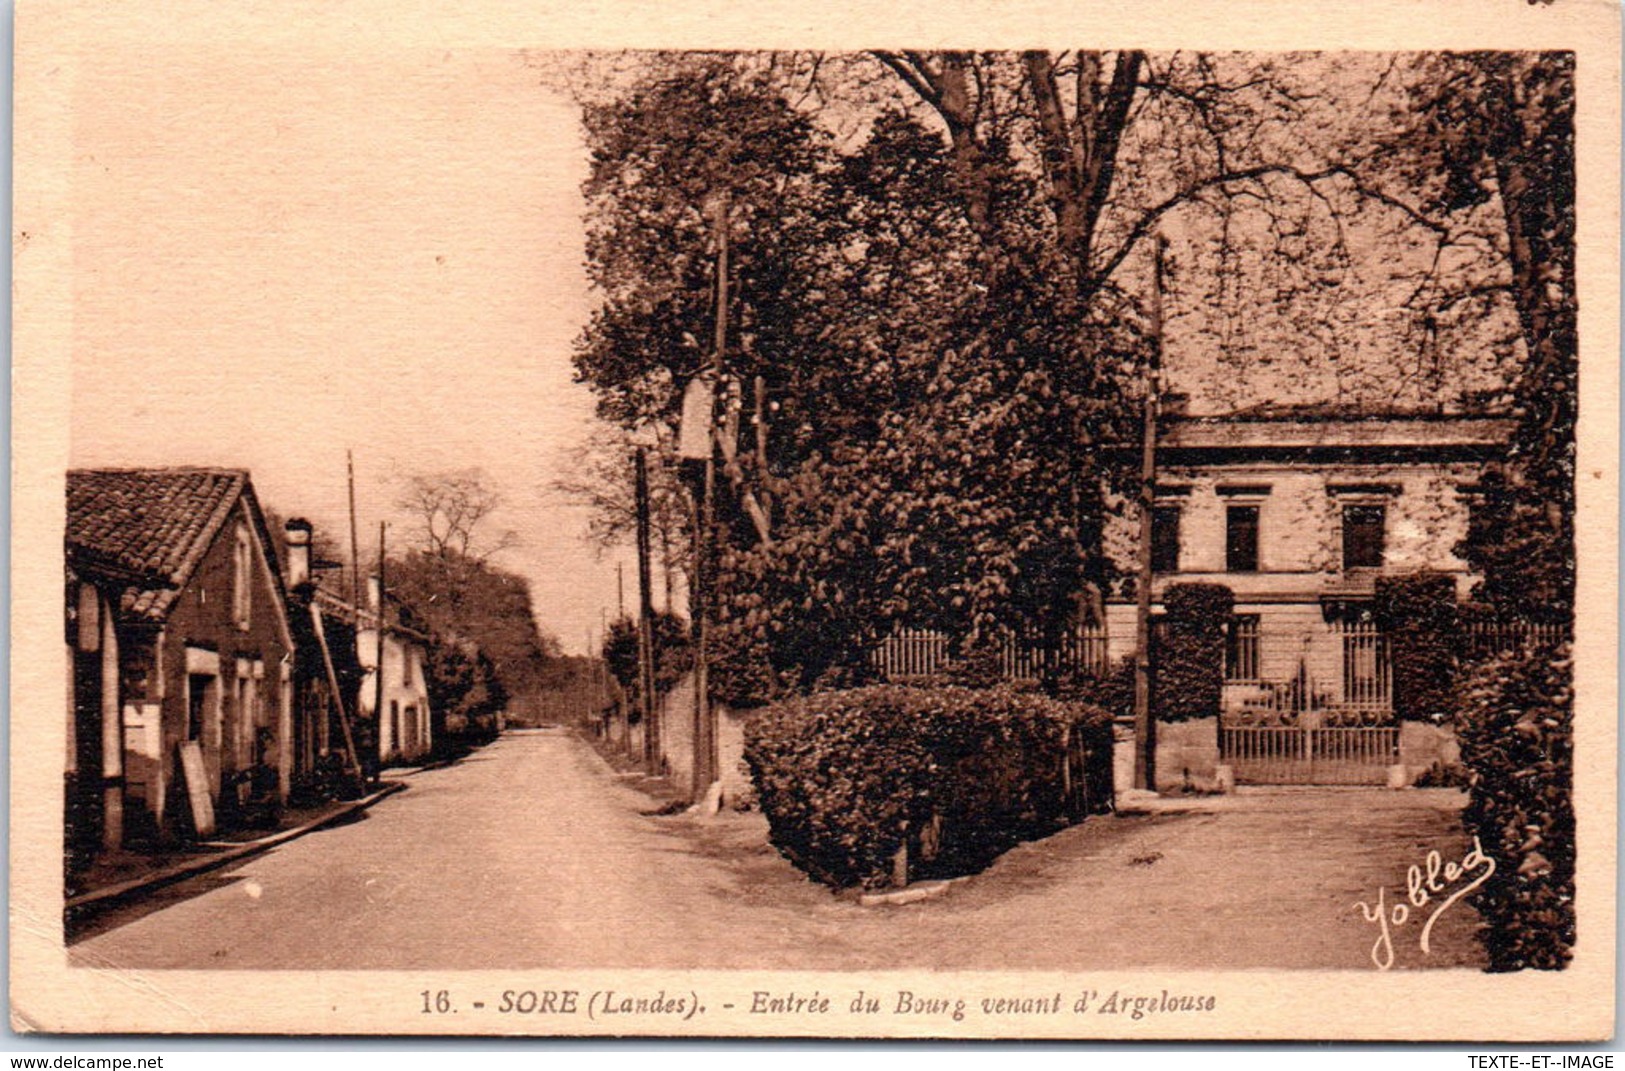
[1056,657,1136,722]
[744,684,1114,889]
[1155,582,1233,722]
[1374,573,1461,722]
[1454,642,1574,971]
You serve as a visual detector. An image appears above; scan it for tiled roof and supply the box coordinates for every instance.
[66,468,249,620]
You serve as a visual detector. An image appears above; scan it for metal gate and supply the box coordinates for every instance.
[1220,721,1398,785]
[1218,621,1398,785]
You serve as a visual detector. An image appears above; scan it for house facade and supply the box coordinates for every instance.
[1102,411,1514,722]
[294,566,434,772]
[66,468,297,858]
[353,576,434,768]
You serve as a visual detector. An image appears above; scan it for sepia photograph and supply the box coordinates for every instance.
[11,0,1619,1041]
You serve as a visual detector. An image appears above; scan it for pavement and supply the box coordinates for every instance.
[1114,784,1471,814]
[69,726,1485,971]
[65,779,409,927]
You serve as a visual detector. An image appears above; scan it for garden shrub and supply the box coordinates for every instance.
[1454,642,1574,971]
[1374,572,1461,722]
[743,684,1114,889]
[1154,583,1233,722]
[1056,656,1136,722]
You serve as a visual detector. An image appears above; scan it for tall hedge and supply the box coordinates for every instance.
[1154,583,1233,722]
[1374,572,1461,722]
[1455,643,1574,971]
[743,685,1114,889]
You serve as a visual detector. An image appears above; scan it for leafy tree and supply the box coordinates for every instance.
[602,611,693,705]
[389,467,560,722]
[568,51,1574,704]
[419,637,506,740]
[1395,52,1576,621]
[389,548,557,704]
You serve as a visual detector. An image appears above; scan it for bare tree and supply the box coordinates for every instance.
[550,425,689,612]
[395,468,518,563]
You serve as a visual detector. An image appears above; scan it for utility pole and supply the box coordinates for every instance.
[347,451,362,611]
[373,520,387,782]
[635,448,660,771]
[1133,236,1167,792]
[692,192,728,802]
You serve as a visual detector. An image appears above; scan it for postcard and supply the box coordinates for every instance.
[11,0,1619,1040]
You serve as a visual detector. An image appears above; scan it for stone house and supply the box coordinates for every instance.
[1104,409,1513,697]
[1100,408,1516,786]
[65,468,297,856]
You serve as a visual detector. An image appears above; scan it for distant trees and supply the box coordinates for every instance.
[388,469,560,733]
[396,468,518,563]
[602,611,692,705]
[550,425,689,612]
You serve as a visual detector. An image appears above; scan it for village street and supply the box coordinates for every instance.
[70,728,1485,972]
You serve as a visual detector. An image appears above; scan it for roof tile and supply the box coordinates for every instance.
[66,468,250,620]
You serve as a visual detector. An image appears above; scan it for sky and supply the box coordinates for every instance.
[48,41,1539,656]
[66,48,631,654]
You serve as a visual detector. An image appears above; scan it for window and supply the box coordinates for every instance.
[232,524,253,630]
[1226,505,1259,572]
[1151,506,1181,573]
[402,650,413,688]
[1225,614,1261,681]
[1342,622,1392,707]
[1342,504,1386,569]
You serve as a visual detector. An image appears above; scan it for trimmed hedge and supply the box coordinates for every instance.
[1455,642,1574,971]
[1374,572,1461,722]
[1154,583,1233,722]
[743,685,1114,889]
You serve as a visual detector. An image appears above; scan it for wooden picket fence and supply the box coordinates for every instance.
[869,625,1111,682]
[1460,619,1568,658]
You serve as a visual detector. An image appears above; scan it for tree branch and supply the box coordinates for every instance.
[1089,163,1448,293]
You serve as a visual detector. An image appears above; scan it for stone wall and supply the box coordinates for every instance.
[654,671,751,805]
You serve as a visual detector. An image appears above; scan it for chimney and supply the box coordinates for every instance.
[367,574,381,612]
[284,519,313,590]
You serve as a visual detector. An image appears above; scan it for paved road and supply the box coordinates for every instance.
[71,729,1484,971]
[72,729,761,969]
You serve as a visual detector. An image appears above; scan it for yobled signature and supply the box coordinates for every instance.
[1355,836,1496,970]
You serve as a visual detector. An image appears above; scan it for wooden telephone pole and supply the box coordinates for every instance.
[691,193,729,802]
[347,451,362,611]
[1133,236,1167,792]
[635,447,659,770]
[372,520,387,781]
